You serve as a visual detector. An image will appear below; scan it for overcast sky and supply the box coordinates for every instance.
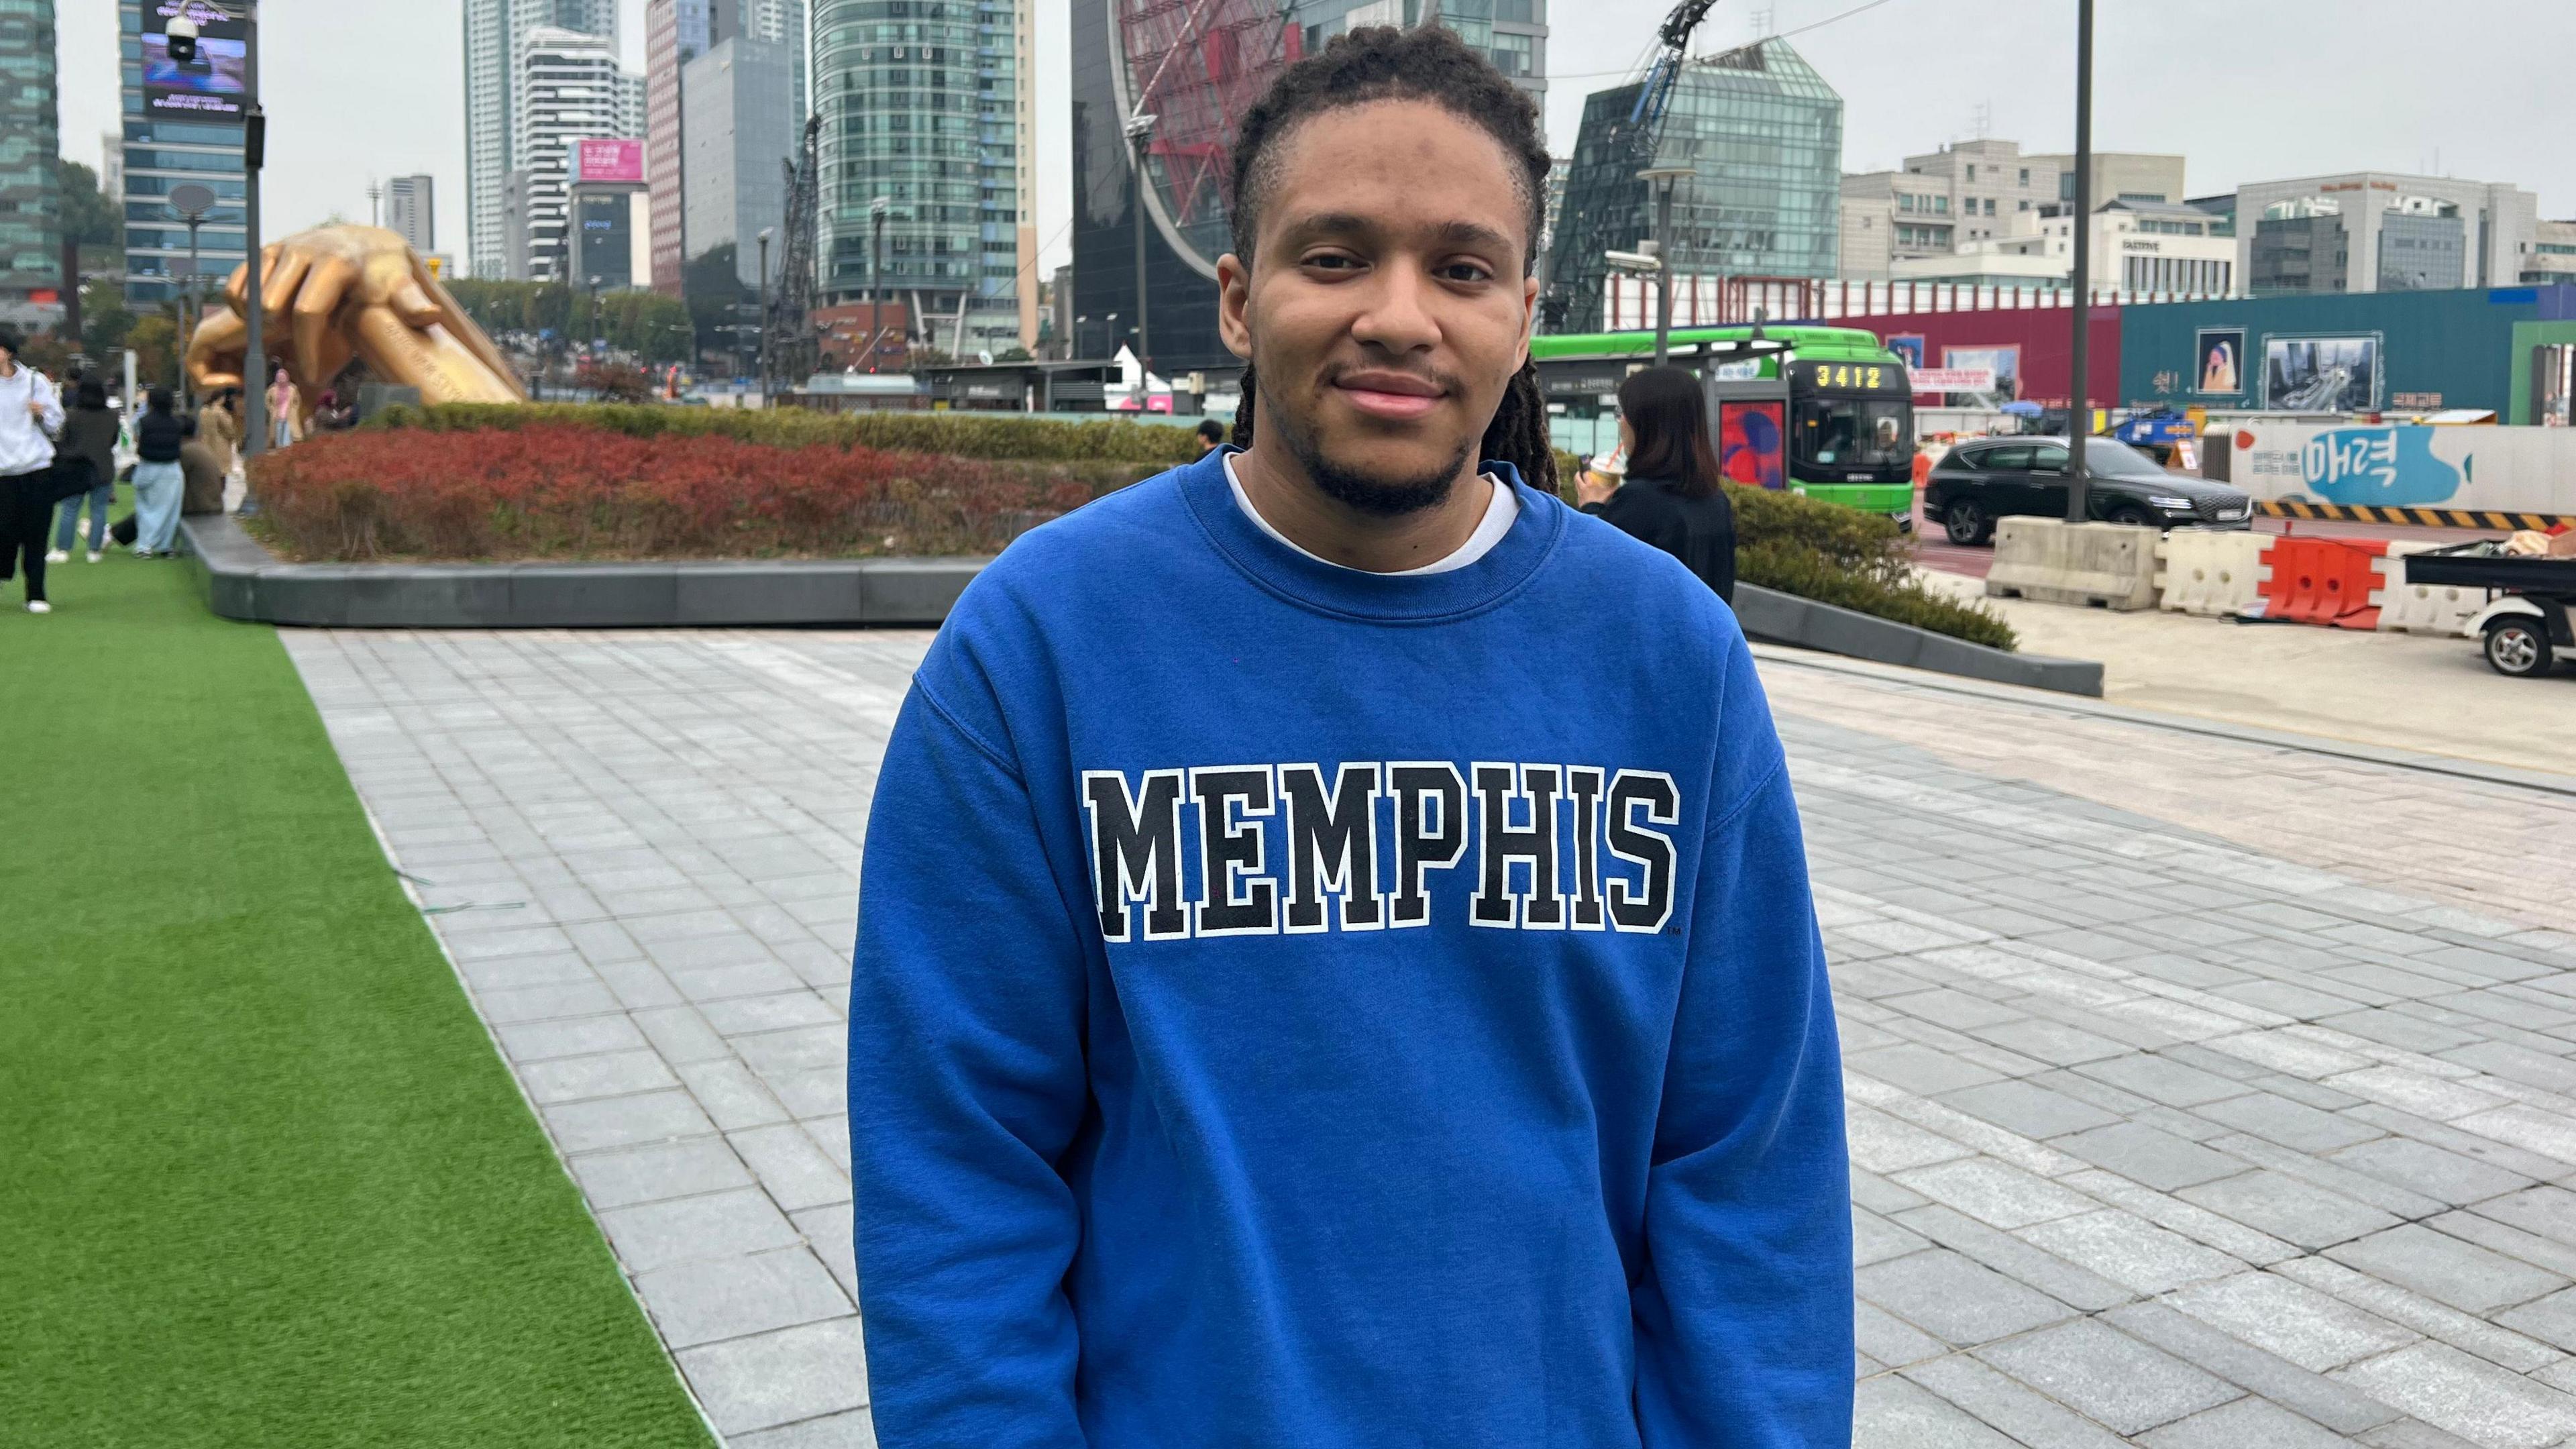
[57,0,2576,280]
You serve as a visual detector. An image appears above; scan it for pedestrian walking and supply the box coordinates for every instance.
[847,25,1848,1448]
[0,325,66,613]
[130,386,194,559]
[268,370,298,449]
[1574,364,1739,602]
[49,378,121,565]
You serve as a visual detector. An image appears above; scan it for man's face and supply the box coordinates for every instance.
[1219,100,1538,514]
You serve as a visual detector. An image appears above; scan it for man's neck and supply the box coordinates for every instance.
[1230,435,1491,575]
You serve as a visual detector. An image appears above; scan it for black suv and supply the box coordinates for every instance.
[1927,436,2254,545]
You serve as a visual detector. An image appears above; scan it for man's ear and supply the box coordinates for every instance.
[1217,251,1254,362]
[1517,271,1540,369]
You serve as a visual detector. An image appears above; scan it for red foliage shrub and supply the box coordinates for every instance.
[248,424,1112,561]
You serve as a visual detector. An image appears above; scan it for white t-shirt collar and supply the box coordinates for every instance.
[1223,451,1519,577]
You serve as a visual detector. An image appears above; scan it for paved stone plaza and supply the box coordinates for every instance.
[284,628,2576,1448]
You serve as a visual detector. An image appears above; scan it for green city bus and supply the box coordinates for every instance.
[1530,325,1917,519]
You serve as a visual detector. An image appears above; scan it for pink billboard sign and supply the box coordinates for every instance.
[577,138,645,185]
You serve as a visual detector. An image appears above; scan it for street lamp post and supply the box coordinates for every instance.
[1639,165,1694,367]
[2064,0,2095,521]
[869,196,889,373]
[170,182,218,410]
[757,227,773,398]
[1125,113,1156,375]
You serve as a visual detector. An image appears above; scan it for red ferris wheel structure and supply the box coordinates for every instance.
[1113,0,1303,276]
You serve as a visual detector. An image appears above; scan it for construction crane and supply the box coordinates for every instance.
[1540,0,1719,331]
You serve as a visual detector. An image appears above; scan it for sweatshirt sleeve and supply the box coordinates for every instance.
[848,679,1091,1447]
[36,374,63,437]
[1632,636,1852,1447]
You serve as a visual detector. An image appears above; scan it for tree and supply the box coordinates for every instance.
[59,161,123,258]
[80,278,137,360]
[126,314,183,390]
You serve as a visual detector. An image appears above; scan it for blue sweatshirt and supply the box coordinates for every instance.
[849,449,1851,1447]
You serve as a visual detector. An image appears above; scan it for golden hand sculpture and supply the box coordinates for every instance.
[186,224,527,407]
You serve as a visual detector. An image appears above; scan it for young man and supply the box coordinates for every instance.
[1193,416,1228,457]
[0,327,66,613]
[850,26,1850,1446]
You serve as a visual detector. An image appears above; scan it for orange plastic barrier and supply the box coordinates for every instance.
[2256,537,2391,629]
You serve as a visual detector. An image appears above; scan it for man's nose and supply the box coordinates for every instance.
[1348,262,1440,354]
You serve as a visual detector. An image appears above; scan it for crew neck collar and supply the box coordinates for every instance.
[1178,447,1564,624]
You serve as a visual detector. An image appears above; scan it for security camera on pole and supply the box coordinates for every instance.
[166,2,267,458]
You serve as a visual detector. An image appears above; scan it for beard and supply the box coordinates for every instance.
[1256,368,1475,518]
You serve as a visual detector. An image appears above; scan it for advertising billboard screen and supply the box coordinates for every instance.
[144,1,251,120]
[1718,400,1786,489]
[2264,335,2380,412]
[576,139,647,186]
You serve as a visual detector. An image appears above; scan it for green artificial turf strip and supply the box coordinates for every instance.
[0,549,713,1448]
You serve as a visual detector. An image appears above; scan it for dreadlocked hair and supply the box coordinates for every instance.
[1224,25,1557,496]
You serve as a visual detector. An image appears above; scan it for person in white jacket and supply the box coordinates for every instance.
[0,326,65,613]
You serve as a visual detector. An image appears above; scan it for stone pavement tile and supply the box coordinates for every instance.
[2498,1289,2576,1353]
[474,979,622,1025]
[1853,1372,2021,1448]
[455,949,598,992]
[1935,1079,2121,1140]
[1974,1318,2241,1436]
[598,1185,804,1274]
[2211,1133,2451,1219]
[2441,1043,2576,1099]
[1854,1248,2075,1348]
[633,1244,854,1350]
[1829,961,1938,1001]
[1850,1167,1931,1216]
[2332,1343,2576,1449]
[677,1059,796,1132]
[2178,1169,2402,1250]
[2430,1209,2576,1282]
[795,1202,859,1301]
[672,958,813,1004]
[2210,979,2369,1022]
[2328,1223,2570,1316]
[2070,1054,2247,1109]
[625,908,747,946]
[2327,1067,2518,1124]
[2056,1122,2247,1191]
[568,1136,755,1212]
[1891,1205,2131,1313]
[732,1409,877,1449]
[1884,988,2026,1031]
[632,1004,735,1065]
[2456,1105,2576,1169]
[2323,1009,2488,1057]
[802,1114,852,1173]
[1891,1157,2097,1230]
[518,1047,683,1106]
[2165,1271,2422,1371]
[2063,1169,2302,1266]
[675,1316,871,1436]
[495,1013,649,1064]
[2358,1421,2490,1449]
[1844,1104,1976,1175]
[1848,1044,2008,1097]
[2202,1029,2375,1081]
[733,1122,853,1213]
[732,1024,847,1077]
[763,1066,847,1120]
[700,991,845,1038]
[2191,1091,2383,1154]
[2138,1395,2353,1449]
[2106,1302,2404,1437]
[541,1088,716,1155]
[2017,1209,2241,1295]
[1963,1018,2129,1067]
[594,959,688,1011]
[2273,1256,2565,1375]
[1853,1208,1931,1267]
[2330,1138,2536,1210]
[1901,1352,2129,1449]
[2472,1188,2576,1253]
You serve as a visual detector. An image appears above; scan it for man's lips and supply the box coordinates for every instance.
[1332,370,1447,421]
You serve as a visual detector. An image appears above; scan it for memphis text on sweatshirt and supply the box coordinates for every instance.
[1081,759,1682,943]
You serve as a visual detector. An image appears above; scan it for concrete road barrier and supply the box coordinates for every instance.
[2157,529,2269,617]
[2375,543,2486,638]
[1986,517,2160,610]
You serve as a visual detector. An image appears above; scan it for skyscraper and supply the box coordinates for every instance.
[1546,38,1841,334]
[645,0,708,295]
[0,0,62,328]
[516,26,631,282]
[682,36,798,288]
[117,1,246,309]
[465,0,628,278]
[814,0,1034,355]
[386,175,436,256]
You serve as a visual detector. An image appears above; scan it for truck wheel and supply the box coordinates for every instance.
[1945,499,1991,546]
[2483,616,2555,678]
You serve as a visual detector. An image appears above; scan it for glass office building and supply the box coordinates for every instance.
[813,0,1033,354]
[1,0,62,327]
[1544,38,1841,334]
[119,1,248,308]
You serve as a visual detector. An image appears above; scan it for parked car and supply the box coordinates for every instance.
[1927,436,2253,545]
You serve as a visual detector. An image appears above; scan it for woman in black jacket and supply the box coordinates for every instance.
[1574,365,1736,602]
[50,378,120,564]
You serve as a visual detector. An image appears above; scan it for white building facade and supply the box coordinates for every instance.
[514,26,631,282]
[2235,171,2540,296]
[465,0,628,278]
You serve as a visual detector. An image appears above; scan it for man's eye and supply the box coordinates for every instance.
[1438,262,1493,283]
[1303,254,1360,271]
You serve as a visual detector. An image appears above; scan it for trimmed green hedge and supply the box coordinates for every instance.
[364,402,1202,464]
